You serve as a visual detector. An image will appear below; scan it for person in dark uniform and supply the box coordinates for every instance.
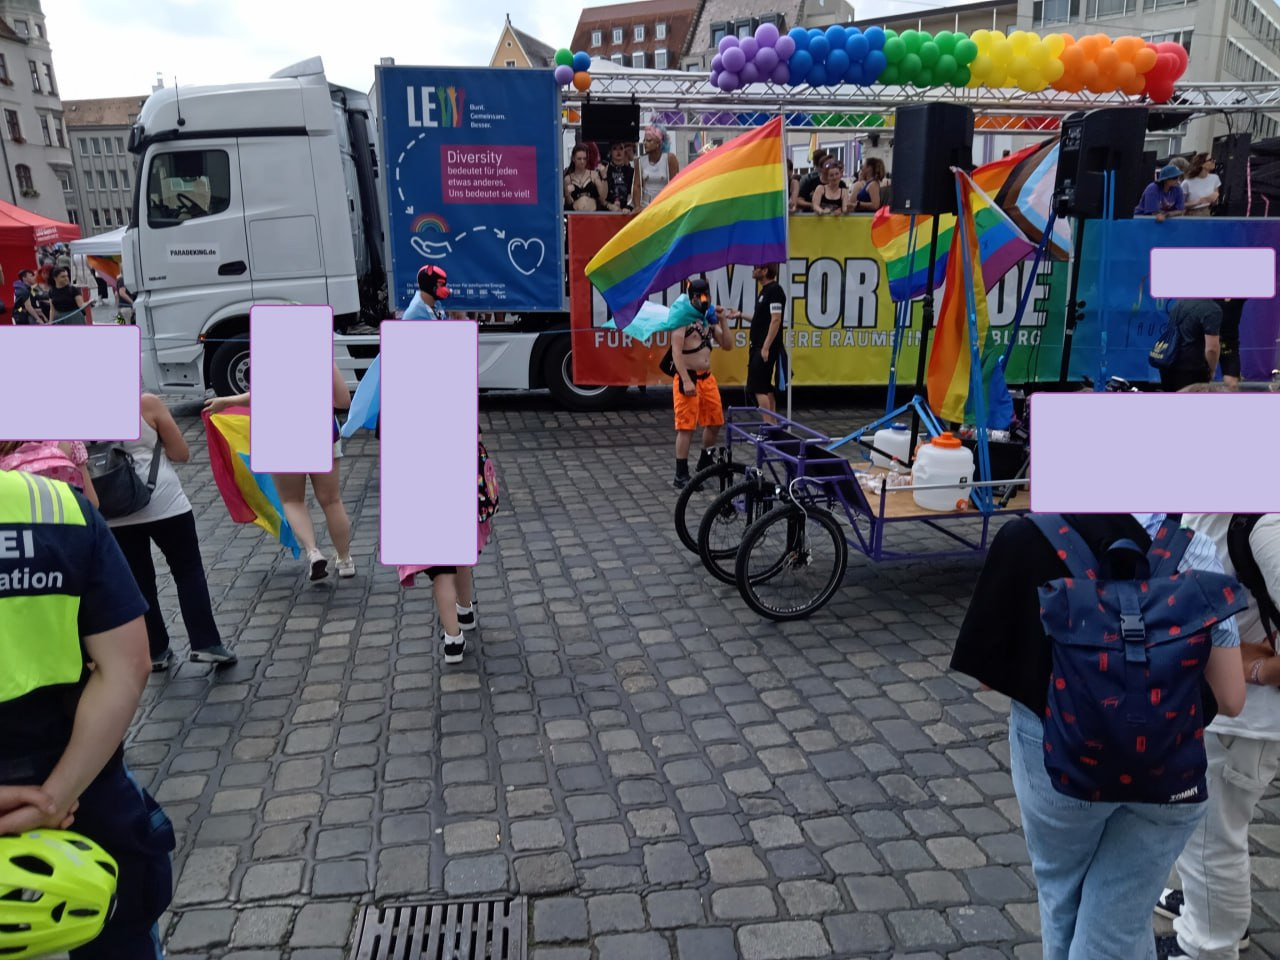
[745,264,788,413]
[1160,299,1223,393]
[0,468,175,958]
[1216,298,1245,389]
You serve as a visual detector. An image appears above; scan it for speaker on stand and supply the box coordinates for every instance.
[890,103,975,456]
[1052,106,1150,385]
[1212,132,1252,217]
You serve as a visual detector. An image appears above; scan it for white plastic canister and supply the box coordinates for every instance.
[911,432,975,511]
[870,424,912,469]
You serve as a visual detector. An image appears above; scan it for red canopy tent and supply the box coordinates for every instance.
[0,199,81,321]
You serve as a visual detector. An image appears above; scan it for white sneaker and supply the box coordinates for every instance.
[442,631,465,664]
[456,602,477,632]
[307,548,329,581]
[336,555,356,578]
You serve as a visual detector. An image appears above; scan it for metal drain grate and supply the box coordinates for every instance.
[352,898,527,960]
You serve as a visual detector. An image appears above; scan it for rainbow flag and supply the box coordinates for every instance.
[586,116,787,329]
[203,407,301,558]
[927,171,1016,429]
[871,141,1047,302]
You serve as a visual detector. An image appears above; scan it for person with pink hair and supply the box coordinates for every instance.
[633,124,679,210]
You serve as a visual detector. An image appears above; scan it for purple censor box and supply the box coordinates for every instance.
[1030,394,1280,514]
[380,321,478,566]
[0,326,141,440]
[249,305,334,474]
[1149,247,1276,299]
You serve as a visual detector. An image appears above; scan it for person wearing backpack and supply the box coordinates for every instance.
[1155,513,1280,960]
[951,513,1246,960]
[1150,299,1223,393]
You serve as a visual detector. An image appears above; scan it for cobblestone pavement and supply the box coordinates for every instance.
[104,390,1280,960]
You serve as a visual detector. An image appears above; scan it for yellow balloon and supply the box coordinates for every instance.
[990,39,1013,66]
[1028,43,1051,67]
[1046,33,1067,57]
[1044,59,1065,82]
[971,29,989,45]
[970,53,993,79]
[1011,32,1036,54]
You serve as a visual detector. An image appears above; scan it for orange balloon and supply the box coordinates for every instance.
[572,71,591,91]
[1121,75,1147,96]
[1133,46,1158,73]
[1060,44,1085,71]
[1079,62,1099,86]
[1097,46,1120,75]
[1113,61,1136,86]
[1113,35,1143,59]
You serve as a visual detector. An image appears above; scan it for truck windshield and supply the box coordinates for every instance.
[146,149,231,227]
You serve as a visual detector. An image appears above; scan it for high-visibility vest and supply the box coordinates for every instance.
[0,469,88,704]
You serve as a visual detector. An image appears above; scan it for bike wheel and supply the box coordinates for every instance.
[735,502,848,621]
[696,476,781,585]
[673,456,748,554]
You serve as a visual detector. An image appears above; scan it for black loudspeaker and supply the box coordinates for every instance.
[1212,133,1251,217]
[1053,107,1149,219]
[1143,151,1158,182]
[891,103,974,215]
[581,102,640,144]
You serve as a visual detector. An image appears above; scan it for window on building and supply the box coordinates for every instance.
[4,110,20,142]
[91,137,101,154]
[115,136,124,153]
[122,169,130,188]
[105,208,115,226]
[656,22,667,39]
[611,53,624,65]
[58,174,70,192]
[1224,38,1279,82]
[15,164,33,192]
[711,22,728,47]
[67,208,78,225]
[591,30,602,46]
[43,64,55,95]
[14,19,29,37]
[39,114,51,145]
[109,169,119,189]
[115,208,124,225]
[28,60,40,92]
[1088,0,1131,17]
[1033,0,1078,23]
[78,137,88,156]
[736,19,754,38]
[635,24,645,41]
[146,149,232,227]
[632,51,646,68]
[35,21,45,39]
[91,209,101,227]
[1142,0,1191,11]
[655,49,669,69]
[104,137,113,154]
[1143,28,1193,51]
[55,117,64,147]
[0,55,9,84]
[612,27,623,43]
[504,59,516,66]
[97,170,106,189]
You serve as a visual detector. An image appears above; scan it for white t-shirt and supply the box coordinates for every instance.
[1184,513,1280,740]
[1183,172,1221,208]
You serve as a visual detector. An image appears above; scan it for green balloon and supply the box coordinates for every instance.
[554,48,573,67]
[883,36,906,63]
[953,65,971,86]
[903,30,923,54]
[919,41,940,67]
[936,32,957,55]
[935,54,957,81]
[917,68,934,87]
[953,38,978,66]
[884,28,897,38]
[881,64,901,84]
[901,52,922,78]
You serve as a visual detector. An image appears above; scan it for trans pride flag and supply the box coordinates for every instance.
[203,407,301,558]
[586,117,788,329]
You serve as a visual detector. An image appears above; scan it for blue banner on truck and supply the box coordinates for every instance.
[375,66,565,314]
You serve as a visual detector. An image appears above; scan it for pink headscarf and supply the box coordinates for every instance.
[644,124,669,154]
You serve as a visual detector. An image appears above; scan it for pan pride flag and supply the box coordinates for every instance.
[586,116,788,329]
[203,406,301,558]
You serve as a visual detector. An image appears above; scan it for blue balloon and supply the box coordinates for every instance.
[789,26,810,51]
[846,63,866,85]
[789,49,814,79]
[826,25,848,50]
[809,35,830,62]
[865,26,887,51]
[808,28,822,39]
[572,51,591,72]
[807,63,828,86]
[825,48,850,79]
[864,49,888,81]
[847,34,870,62]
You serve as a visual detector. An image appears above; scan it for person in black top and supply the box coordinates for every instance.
[1161,299,1222,393]
[563,146,603,212]
[48,266,88,325]
[601,141,635,213]
[796,149,829,209]
[12,269,46,325]
[1215,298,1245,389]
[745,264,787,412]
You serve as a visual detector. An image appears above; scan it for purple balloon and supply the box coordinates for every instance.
[740,62,760,85]
[774,35,796,60]
[721,46,746,73]
[709,68,721,87]
[754,46,779,73]
[755,22,780,47]
[554,64,574,85]
[711,53,724,72]
[771,63,791,84]
[718,71,740,92]
[740,37,758,61]
[718,35,739,54]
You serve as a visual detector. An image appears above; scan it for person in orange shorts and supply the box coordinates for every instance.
[671,278,733,489]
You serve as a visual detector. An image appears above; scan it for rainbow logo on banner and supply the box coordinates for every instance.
[411,213,450,234]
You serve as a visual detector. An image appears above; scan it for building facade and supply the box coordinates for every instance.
[573,0,701,72]
[0,0,74,221]
[1016,0,1280,151]
[63,93,148,236]
[490,14,558,68]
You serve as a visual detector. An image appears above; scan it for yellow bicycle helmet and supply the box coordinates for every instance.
[0,830,118,959]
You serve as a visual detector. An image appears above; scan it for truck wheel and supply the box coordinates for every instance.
[542,334,626,411]
[209,334,252,397]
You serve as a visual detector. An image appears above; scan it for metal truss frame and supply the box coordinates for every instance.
[563,69,1280,132]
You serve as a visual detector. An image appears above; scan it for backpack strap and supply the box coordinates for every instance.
[1027,514,1102,581]
[146,436,163,491]
[1229,514,1279,641]
[1147,519,1194,578]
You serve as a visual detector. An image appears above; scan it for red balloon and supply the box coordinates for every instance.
[1158,41,1189,75]
[1146,78,1175,103]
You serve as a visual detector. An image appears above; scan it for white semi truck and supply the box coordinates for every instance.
[121,57,624,408]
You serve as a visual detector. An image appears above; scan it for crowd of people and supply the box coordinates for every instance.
[7,243,133,326]
[1136,151,1223,221]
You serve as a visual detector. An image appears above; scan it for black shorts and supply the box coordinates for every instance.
[1219,300,1243,378]
[747,346,787,396]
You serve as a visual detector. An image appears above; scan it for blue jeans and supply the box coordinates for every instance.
[1009,702,1208,960]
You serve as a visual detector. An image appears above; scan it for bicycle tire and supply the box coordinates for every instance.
[674,458,748,554]
[735,502,848,622]
[696,476,781,585]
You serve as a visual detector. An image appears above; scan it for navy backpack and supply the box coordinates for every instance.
[1030,515,1247,805]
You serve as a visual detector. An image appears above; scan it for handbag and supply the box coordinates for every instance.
[87,437,163,519]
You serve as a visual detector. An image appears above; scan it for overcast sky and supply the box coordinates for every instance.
[51,0,968,100]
